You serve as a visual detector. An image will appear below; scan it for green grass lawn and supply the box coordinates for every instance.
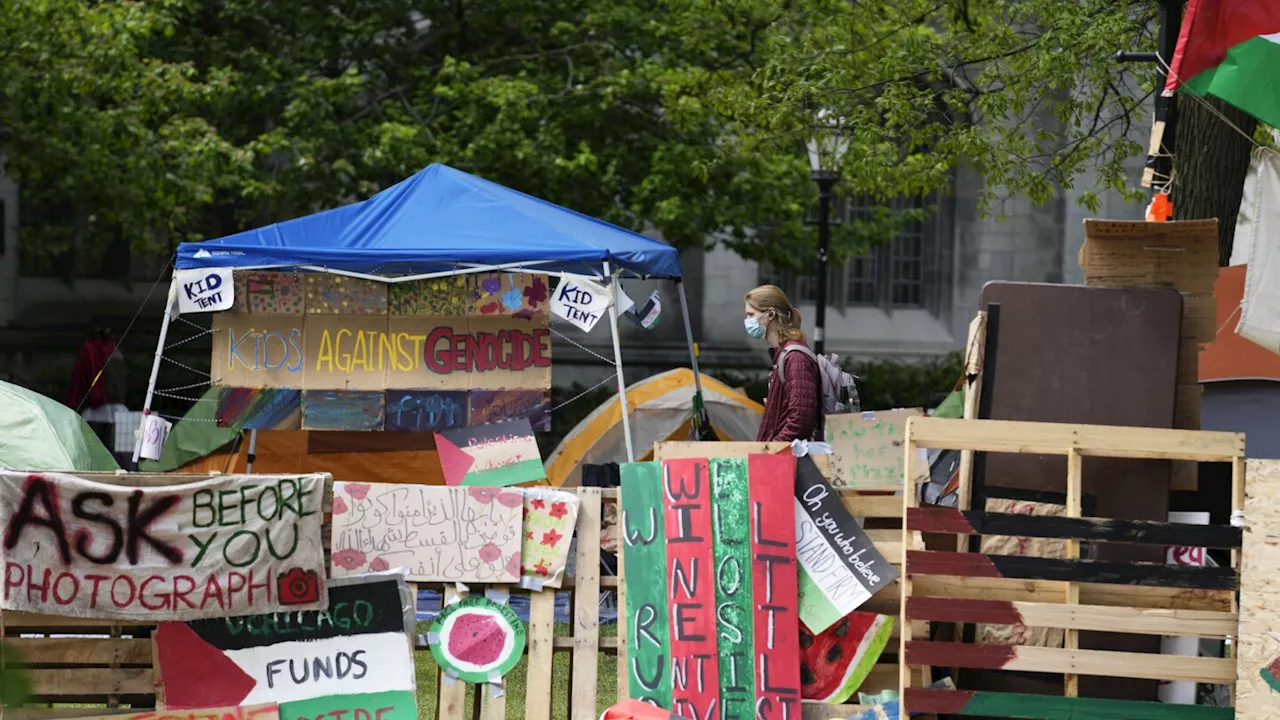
[415,620,620,719]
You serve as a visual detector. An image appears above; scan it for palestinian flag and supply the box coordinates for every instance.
[1166,0,1280,128]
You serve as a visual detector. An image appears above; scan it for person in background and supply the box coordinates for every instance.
[745,284,821,442]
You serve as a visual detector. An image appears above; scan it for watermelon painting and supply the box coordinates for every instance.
[430,596,527,684]
[799,612,895,704]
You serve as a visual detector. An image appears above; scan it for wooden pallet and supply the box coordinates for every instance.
[899,417,1245,719]
[0,473,618,720]
[650,442,911,720]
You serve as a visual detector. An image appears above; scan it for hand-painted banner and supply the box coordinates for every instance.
[155,573,416,719]
[748,453,802,720]
[620,456,800,720]
[520,488,579,588]
[794,456,897,633]
[62,704,279,720]
[330,482,522,583]
[435,418,546,487]
[619,462,672,707]
[210,313,551,392]
[0,472,328,620]
[824,409,926,489]
[709,459,755,719]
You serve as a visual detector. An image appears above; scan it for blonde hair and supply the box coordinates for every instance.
[745,285,806,343]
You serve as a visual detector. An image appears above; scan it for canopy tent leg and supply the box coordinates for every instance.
[605,261,635,462]
[675,279,713,440]
[133,279,180,464]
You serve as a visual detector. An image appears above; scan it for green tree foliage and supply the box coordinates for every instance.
[3,0,1156,267]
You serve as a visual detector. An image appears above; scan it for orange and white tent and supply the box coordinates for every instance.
[545,368,762,487]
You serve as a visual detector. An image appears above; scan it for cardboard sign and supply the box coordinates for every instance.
[469,389,551,432]
[435,418,546,487]
[824,409,926,489]
[63,704,280,720]
[619,457,801,720]
[216,387,303,430]
[520,488,579,588]
[470,272,549,317]
[155,574,417,720]
[0,472,328,620]
[429,595,526,683]
[211,313,551,393]
[330,482,522,583]
[177,268,235,314]
[385,389,469,432]
[794,457,897,634]
[551,276,612,331]
[301,390,386,431]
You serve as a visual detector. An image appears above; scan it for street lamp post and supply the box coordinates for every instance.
[806,118,847,355]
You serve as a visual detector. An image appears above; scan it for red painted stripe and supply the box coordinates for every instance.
[906,506,976,534]
[905,640,1017,670]
[748,453,802,720]
[906,550,1002,578]
[662,458,722,720]
[905,597,1024,626]
[902,688,977,715]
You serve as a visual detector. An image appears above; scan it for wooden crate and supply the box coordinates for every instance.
[899,417,1245,719]
[1,473,618,720]
[648,443,910,720]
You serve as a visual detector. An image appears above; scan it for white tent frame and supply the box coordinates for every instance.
[135,260,708,466]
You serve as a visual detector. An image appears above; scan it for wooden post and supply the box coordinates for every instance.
[1063,449,1083,698]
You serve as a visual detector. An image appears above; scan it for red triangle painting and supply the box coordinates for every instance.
[435,431,476,486]
[155,622,257,709]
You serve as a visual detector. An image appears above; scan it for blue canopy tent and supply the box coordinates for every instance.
[139,164,711,461]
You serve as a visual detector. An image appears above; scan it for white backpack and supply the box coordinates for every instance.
[776,345,861,417]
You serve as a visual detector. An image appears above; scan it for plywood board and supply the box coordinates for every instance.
[825,409,925,489]
[329,482,521,583]
[1237,459,1280,719]
[304,274,388,315]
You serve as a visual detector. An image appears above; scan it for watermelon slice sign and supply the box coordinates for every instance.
[430,596,526,684]
[799,611,895,704]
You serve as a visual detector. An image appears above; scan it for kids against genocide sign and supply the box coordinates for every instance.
[0,472,328,621]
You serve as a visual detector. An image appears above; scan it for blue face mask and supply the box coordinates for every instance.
[745,316,766,339]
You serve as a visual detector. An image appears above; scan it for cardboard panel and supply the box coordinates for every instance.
[301,389,387,431]
[384,389,469,432]
[244,271,306,314]
[389,276,468,316]
[303,314,391,390]
[216,387,303,430]
[825,408,925,489]
[387,315,470,390]
[211,314,307,388]
[469,389,551,431]
[304,274,388,315]
[465,315,552,390]
[470,271,551,317]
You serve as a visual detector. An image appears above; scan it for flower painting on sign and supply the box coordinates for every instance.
[520,488,580,588]
[0,472,329,621]
[330,482,522,583]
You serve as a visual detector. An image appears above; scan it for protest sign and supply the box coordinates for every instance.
[551,276,611,332]
[155,573,416,720]
[140,414,173,461]
[519,488,579,588]
[0,472,328,620]
[469,389,551,432]
[620,456,801,720]
[824,409,926,489]
[794,456,897,634]
[429,595,526,684]
[66,704,279,720]
[329,482,522,583]
[177,268,235,314]
[435,418,546,487]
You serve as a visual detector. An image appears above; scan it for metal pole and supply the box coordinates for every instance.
[676,280,713,440]
[1152,0,1183,195]
[814,176,836,354]
[133,278,179,463]
[605,261,635,462]
[246,429,259,474]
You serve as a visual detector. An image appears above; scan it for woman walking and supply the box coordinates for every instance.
[745,285,822,442]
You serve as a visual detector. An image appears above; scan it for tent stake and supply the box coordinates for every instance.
[133,278,179,464]
[605,261,635,462]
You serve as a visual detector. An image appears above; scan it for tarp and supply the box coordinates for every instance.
[139,387,241,473]
[175,164,682,279]
[0,381,120,472]
[545,368,763,487]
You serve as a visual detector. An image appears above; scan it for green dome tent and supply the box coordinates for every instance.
[0,380,120,472]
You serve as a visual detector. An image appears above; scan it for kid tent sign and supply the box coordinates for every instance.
[0,471,328,620]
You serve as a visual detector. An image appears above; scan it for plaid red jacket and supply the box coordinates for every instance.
[756,339,821,442]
